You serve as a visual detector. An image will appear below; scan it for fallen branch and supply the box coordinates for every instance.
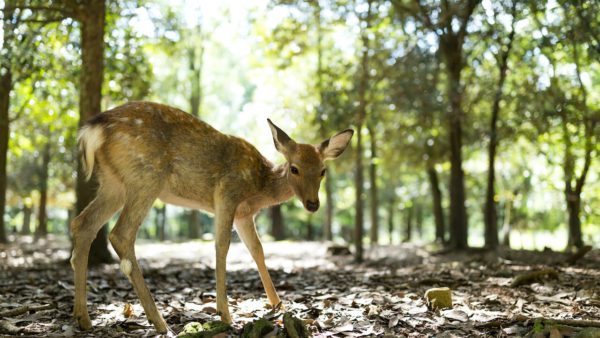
[511,268,558,287]
[0,320,20,334]
[0,304,54,318]
[475,316,600,329]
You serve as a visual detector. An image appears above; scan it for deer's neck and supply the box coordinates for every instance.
[264,162,294,206]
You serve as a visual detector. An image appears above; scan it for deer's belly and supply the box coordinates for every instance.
[158,191,215,215]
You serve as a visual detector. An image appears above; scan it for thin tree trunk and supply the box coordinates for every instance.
[187,24,204,240]
[387,198,395,244]
[314,3,334,242]
[35,142,50,239]
[484,6,516,250]
[415,202,423,239]
[368,125,379,245]
[566,197,583,248]
[21,204,32,235]
[189,210,200,239]
[500,193,513,247]
[0,70,9,244]
[354,0,372,263]
[306,214,313,241]
[427,166,445,242]
[270,205,284,241]
[324,174,333,241]
[404,204,413,242]
[155,205,166,241]
[76,0,111,266]
[443,44,468,250]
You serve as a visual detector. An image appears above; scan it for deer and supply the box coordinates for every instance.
[70,101,354,333]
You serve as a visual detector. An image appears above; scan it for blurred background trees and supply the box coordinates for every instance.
[0,0,598,262]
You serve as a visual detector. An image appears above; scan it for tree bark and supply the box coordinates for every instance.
[0,69,10,244]
[368,125,379,245]
[415,202,423,239]
[566,196,583,249]
[188,210,200,239]
[500,192,514,247]
[387,198,395,244]
[270,205,284,240]
[186,23,204,240]
[442,37,468,250]
[306,214,313,241]
[35,142,50,239]
[484,6,516,250]
[0,1,14,243]
[155,205,166,241]
[21,204,32,235]
[403,204,413,242]
[354,0,372,263]
[324,174,333,241]
[427,166,445,242]
[75,0,112,266]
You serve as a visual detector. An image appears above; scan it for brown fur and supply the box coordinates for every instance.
[69,101,353,332]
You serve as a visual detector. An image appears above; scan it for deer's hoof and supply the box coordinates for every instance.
[75,313,92,331]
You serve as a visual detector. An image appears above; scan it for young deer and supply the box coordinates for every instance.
[70,101,353,333]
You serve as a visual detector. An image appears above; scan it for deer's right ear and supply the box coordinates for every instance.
[267,119,296,155]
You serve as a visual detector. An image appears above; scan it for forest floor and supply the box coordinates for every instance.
[1,236,599,337]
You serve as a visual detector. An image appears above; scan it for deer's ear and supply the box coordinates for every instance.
[319,129,354,160]
[267,119,296,155]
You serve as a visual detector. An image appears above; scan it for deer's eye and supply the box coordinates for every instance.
[290,166,299,175]
[320,169,326,177]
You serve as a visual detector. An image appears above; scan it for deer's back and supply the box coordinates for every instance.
[89,101,270,210]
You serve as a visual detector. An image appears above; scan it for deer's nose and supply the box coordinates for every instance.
[306,200,320,212]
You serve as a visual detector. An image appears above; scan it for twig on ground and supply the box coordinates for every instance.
[511,268,558,287]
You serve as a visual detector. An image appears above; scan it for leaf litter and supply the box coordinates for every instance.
[1,238,599,337]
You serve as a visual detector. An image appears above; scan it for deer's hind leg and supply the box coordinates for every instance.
[108,185,168,333]
[71,170,125,330]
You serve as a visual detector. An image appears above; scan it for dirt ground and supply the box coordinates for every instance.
[1,236,599,337]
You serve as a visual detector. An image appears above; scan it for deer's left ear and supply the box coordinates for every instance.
[318,129,354,160]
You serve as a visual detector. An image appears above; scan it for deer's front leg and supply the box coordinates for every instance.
[214,202,236,323]
[235,216,281,308]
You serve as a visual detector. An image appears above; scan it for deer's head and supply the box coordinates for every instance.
[268,119,354,212]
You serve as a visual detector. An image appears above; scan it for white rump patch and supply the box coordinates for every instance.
[120,259,133,276]
[78,125,105,180]
[134,119,143,125]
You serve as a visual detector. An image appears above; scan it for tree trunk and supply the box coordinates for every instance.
[0,70,10,244]
[443,43,468,250]
[368,125,379,245]
[306,214,313,241]
[566,195,583,249]
[500,194,513,247]
[35,142,50,239]
[427,166,445,242]
[387,198,395,244]
[21,204,32,235]
[155,205,166,241]
[324,174,333,241]
[188,210,201,239]
[415,202,423,239]
[484,17,515,250]
[76,0,112,266]
[270,205,284,240]
[186,27,204,241]
[354,0,372,263]
[403,204,413,242]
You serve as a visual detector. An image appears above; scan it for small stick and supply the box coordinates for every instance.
[0,304,54,318]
